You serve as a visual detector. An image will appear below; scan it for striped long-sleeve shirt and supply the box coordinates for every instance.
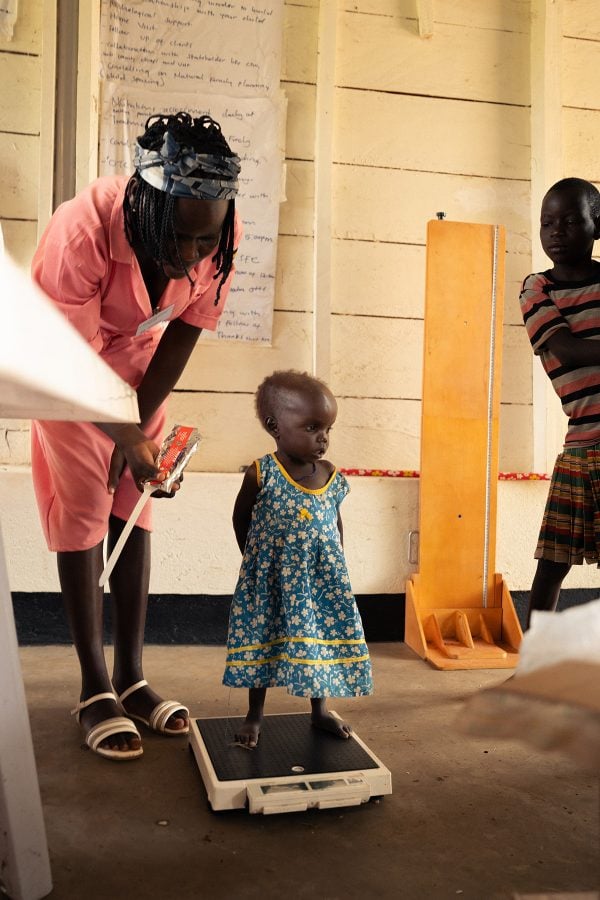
[520,265,600,448]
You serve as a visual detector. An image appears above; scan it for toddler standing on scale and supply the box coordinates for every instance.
[223,370,373,748]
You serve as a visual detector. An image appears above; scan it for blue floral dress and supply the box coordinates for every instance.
[223,453,373,697]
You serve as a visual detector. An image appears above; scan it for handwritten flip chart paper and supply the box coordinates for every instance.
[98,0,285,344]
[100,1,283,97]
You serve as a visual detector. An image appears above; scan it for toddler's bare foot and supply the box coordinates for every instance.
[234,714,262,749]
[311,707,352,739]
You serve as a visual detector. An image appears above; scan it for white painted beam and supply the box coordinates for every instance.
[417,0,434,38]
[530,0,564,473]
[37,0,57,235]
[76,0,100,192]
[312,0,338,380]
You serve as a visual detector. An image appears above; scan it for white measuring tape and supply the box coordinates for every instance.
[482,226,499,609]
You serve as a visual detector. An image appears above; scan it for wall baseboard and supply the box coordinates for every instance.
[11,590,598,646]
[11,593,406,646]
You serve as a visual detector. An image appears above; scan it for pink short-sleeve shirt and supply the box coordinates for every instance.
[31,175,242,551]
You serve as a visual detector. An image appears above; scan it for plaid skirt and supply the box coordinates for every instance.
[536,445,600,566]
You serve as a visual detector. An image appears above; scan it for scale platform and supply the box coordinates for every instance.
[189,712,392,814]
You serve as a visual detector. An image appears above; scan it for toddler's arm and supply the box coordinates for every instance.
[233,463,260,553]
[337,511,344,546]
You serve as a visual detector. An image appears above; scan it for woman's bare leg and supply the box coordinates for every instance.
[108,514,187,731]
[57,543,141,753]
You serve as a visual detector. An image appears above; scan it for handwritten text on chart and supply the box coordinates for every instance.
[101,0,283,98]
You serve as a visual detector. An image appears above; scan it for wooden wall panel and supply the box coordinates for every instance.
[282,3,317,84]
[332,240,425,319]
[283,82,315,161]
[0,0,547,479]
[332,167,530,252]
[334,397,421,470]
[562,37,600,110]
[502,324,533,407]
[331,316,423,400]
[0,420,31,466]
[563,109,600,181]
[0,55,41,135]
[168,391,265,473]
[0,133,39,219]
[0,220,37,269]
[178,310,312,392]
[335,89,530,180]
[506,253,530,327]
[499,403,534,473]
[337,10,529,105]
[279,158,314,237]
[275,234,313,312]
[0,0,43,283]
[562,0,600,40]
[0,0,43,53]
[350,0,529,32]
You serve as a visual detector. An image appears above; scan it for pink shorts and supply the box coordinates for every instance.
[31,404,166,552]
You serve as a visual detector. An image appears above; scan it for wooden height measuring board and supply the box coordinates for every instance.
[405,220,522,669]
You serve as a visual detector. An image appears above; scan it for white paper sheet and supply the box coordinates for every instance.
[98,0,285,344]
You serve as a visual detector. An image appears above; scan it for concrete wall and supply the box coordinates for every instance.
[3,466,598,594]
[2,0,600,596]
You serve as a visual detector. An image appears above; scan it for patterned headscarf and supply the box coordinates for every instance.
[134,129,241,200]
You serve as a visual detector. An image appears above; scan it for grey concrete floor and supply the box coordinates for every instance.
[19,643,599,900]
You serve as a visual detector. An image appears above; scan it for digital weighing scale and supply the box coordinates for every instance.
[189,713,392,814]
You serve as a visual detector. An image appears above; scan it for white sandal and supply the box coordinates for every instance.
[71,692,143,760]
[118,680,190,735]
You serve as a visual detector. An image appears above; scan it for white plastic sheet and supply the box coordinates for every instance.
[517,599,600,677]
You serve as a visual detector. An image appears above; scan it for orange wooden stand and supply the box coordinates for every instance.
[405,220,522,669]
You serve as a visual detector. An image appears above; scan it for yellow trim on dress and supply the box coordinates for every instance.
[226,653,371,667]
[227,635,366,654]
[271,452,337,495]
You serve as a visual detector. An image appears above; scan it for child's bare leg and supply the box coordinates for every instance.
[310,698,351,739]
[108,515,187,732]
[57,543,141,754]
[526,559,571,629]
[235,687,266,748]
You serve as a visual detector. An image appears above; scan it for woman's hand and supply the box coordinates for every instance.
[107,435,182,497]
[107,433,163,494]
[150,473,183,499]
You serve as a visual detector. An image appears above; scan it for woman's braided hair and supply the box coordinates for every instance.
[124,112,237,302]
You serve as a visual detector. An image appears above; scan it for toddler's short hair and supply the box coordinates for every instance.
[255,370,331,425]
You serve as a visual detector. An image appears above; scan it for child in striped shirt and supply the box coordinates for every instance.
[520,177,600,627]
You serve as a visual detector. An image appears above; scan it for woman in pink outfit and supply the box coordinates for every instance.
[31,112,242,760]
